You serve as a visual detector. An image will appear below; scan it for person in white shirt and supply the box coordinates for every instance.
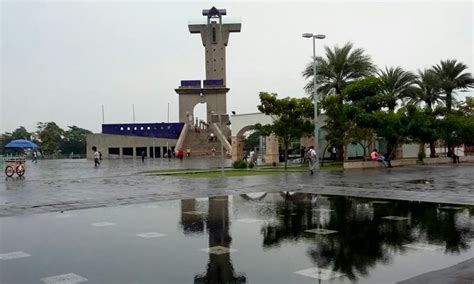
[94,150,100,167]
[307,146,317,175]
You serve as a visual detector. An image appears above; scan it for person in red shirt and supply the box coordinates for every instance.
[176,148,184,160]
[370,149,392,168]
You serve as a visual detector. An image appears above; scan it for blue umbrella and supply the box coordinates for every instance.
[5,139,39,150]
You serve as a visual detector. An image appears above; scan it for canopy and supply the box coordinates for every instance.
[5,139,39,150]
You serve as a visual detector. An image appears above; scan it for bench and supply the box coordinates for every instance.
[343,159,417,169]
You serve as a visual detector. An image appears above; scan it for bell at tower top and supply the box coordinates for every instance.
[188,7,241,46]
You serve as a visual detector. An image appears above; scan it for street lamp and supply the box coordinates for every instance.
[303,33,325,172]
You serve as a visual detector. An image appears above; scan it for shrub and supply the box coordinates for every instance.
[232,160,248,169]
[417,152,426,162]
[248,162,254,168]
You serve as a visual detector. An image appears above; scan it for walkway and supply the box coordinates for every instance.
[1,159,473,216]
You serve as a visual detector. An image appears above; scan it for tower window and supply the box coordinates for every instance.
[212,27,217,43]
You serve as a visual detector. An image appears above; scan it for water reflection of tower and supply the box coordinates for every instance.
[181,196,246,283]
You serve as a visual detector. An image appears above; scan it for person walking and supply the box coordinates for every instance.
[330,146,337,160]
[32,151,38,163]
[447,147,460,164]
[167,148,172,162]
[307,146,317,175]
[141,150,146,163]
[93,147,100,167]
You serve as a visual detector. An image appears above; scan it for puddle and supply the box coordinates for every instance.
[1,193,473,284]
[405,179,435,184]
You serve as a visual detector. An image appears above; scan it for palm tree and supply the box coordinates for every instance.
[407,69,444,157]
[302,42,376,98]
[302,43,375,162]
[432,59,474,111]
[378,66,417,110]
[408,69,444,110]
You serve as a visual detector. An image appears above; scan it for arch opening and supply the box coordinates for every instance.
[193,102,207,126]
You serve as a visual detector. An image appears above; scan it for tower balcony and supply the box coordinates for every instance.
[176,80,229,95]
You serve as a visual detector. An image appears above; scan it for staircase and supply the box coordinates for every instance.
[181,127,226,157]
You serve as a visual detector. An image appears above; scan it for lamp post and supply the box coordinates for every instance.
[303,33,325,172]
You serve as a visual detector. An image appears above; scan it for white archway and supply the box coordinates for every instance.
[193,102,207,125]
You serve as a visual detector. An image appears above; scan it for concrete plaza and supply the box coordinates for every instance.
[1,159,473,216]
[1,159,473,283]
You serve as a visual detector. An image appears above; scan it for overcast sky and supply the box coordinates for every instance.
[1,0,472,133]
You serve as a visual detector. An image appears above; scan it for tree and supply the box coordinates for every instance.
[342,77,393,159]
[243,130,261,150]
[405,69,446,157]
[303,43,376,160]
[256,92,314,169]
[10,126,32,140]
[302,42,376,98]
[0,126,33,154]
[61,126,93,155]
[377,66,417,110]
[403,106,439,158]
[36,122,64,156]
[320,95,352,160]
[432,59,474,111]
[408,69,444,110]
[370,110,409,159]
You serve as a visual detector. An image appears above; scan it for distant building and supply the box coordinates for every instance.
[86,123,184,159]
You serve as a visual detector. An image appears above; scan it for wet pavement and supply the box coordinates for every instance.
[1,159,474,283]
[1,193,472,283]
[0,159,473,216]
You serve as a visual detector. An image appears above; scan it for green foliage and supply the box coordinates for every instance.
[377,66,417,110]
[61,126,93,155]
[302,42,376,97]
[0,126,32,154]
[343,76,392,113]
[418,151,426,162]
[370,110,408,158]
[232,160,248,169]
[407,69,444,110]
[301,44,474,159]
[243,130,261,150]
[321,94,352,153]
[256,92,314,169]
[433,59,474,111]
[1,122,92,157]
[438,111,474,147]
[36,122,64,156]
[248,162,255,168]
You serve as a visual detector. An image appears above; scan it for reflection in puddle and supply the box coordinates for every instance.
[2,193,473,283]
[405,179,435,184]
[181,193,473,282]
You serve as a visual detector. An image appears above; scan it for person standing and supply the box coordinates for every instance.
[167,148,172,161]
[307,146,317,175]
[94,148,100,167]
[176,148,184,160]
[32,151,38,163]
[331,146,337,160]
[141,150,146,163]
[300,146,306,164]
[447,147,460,164]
